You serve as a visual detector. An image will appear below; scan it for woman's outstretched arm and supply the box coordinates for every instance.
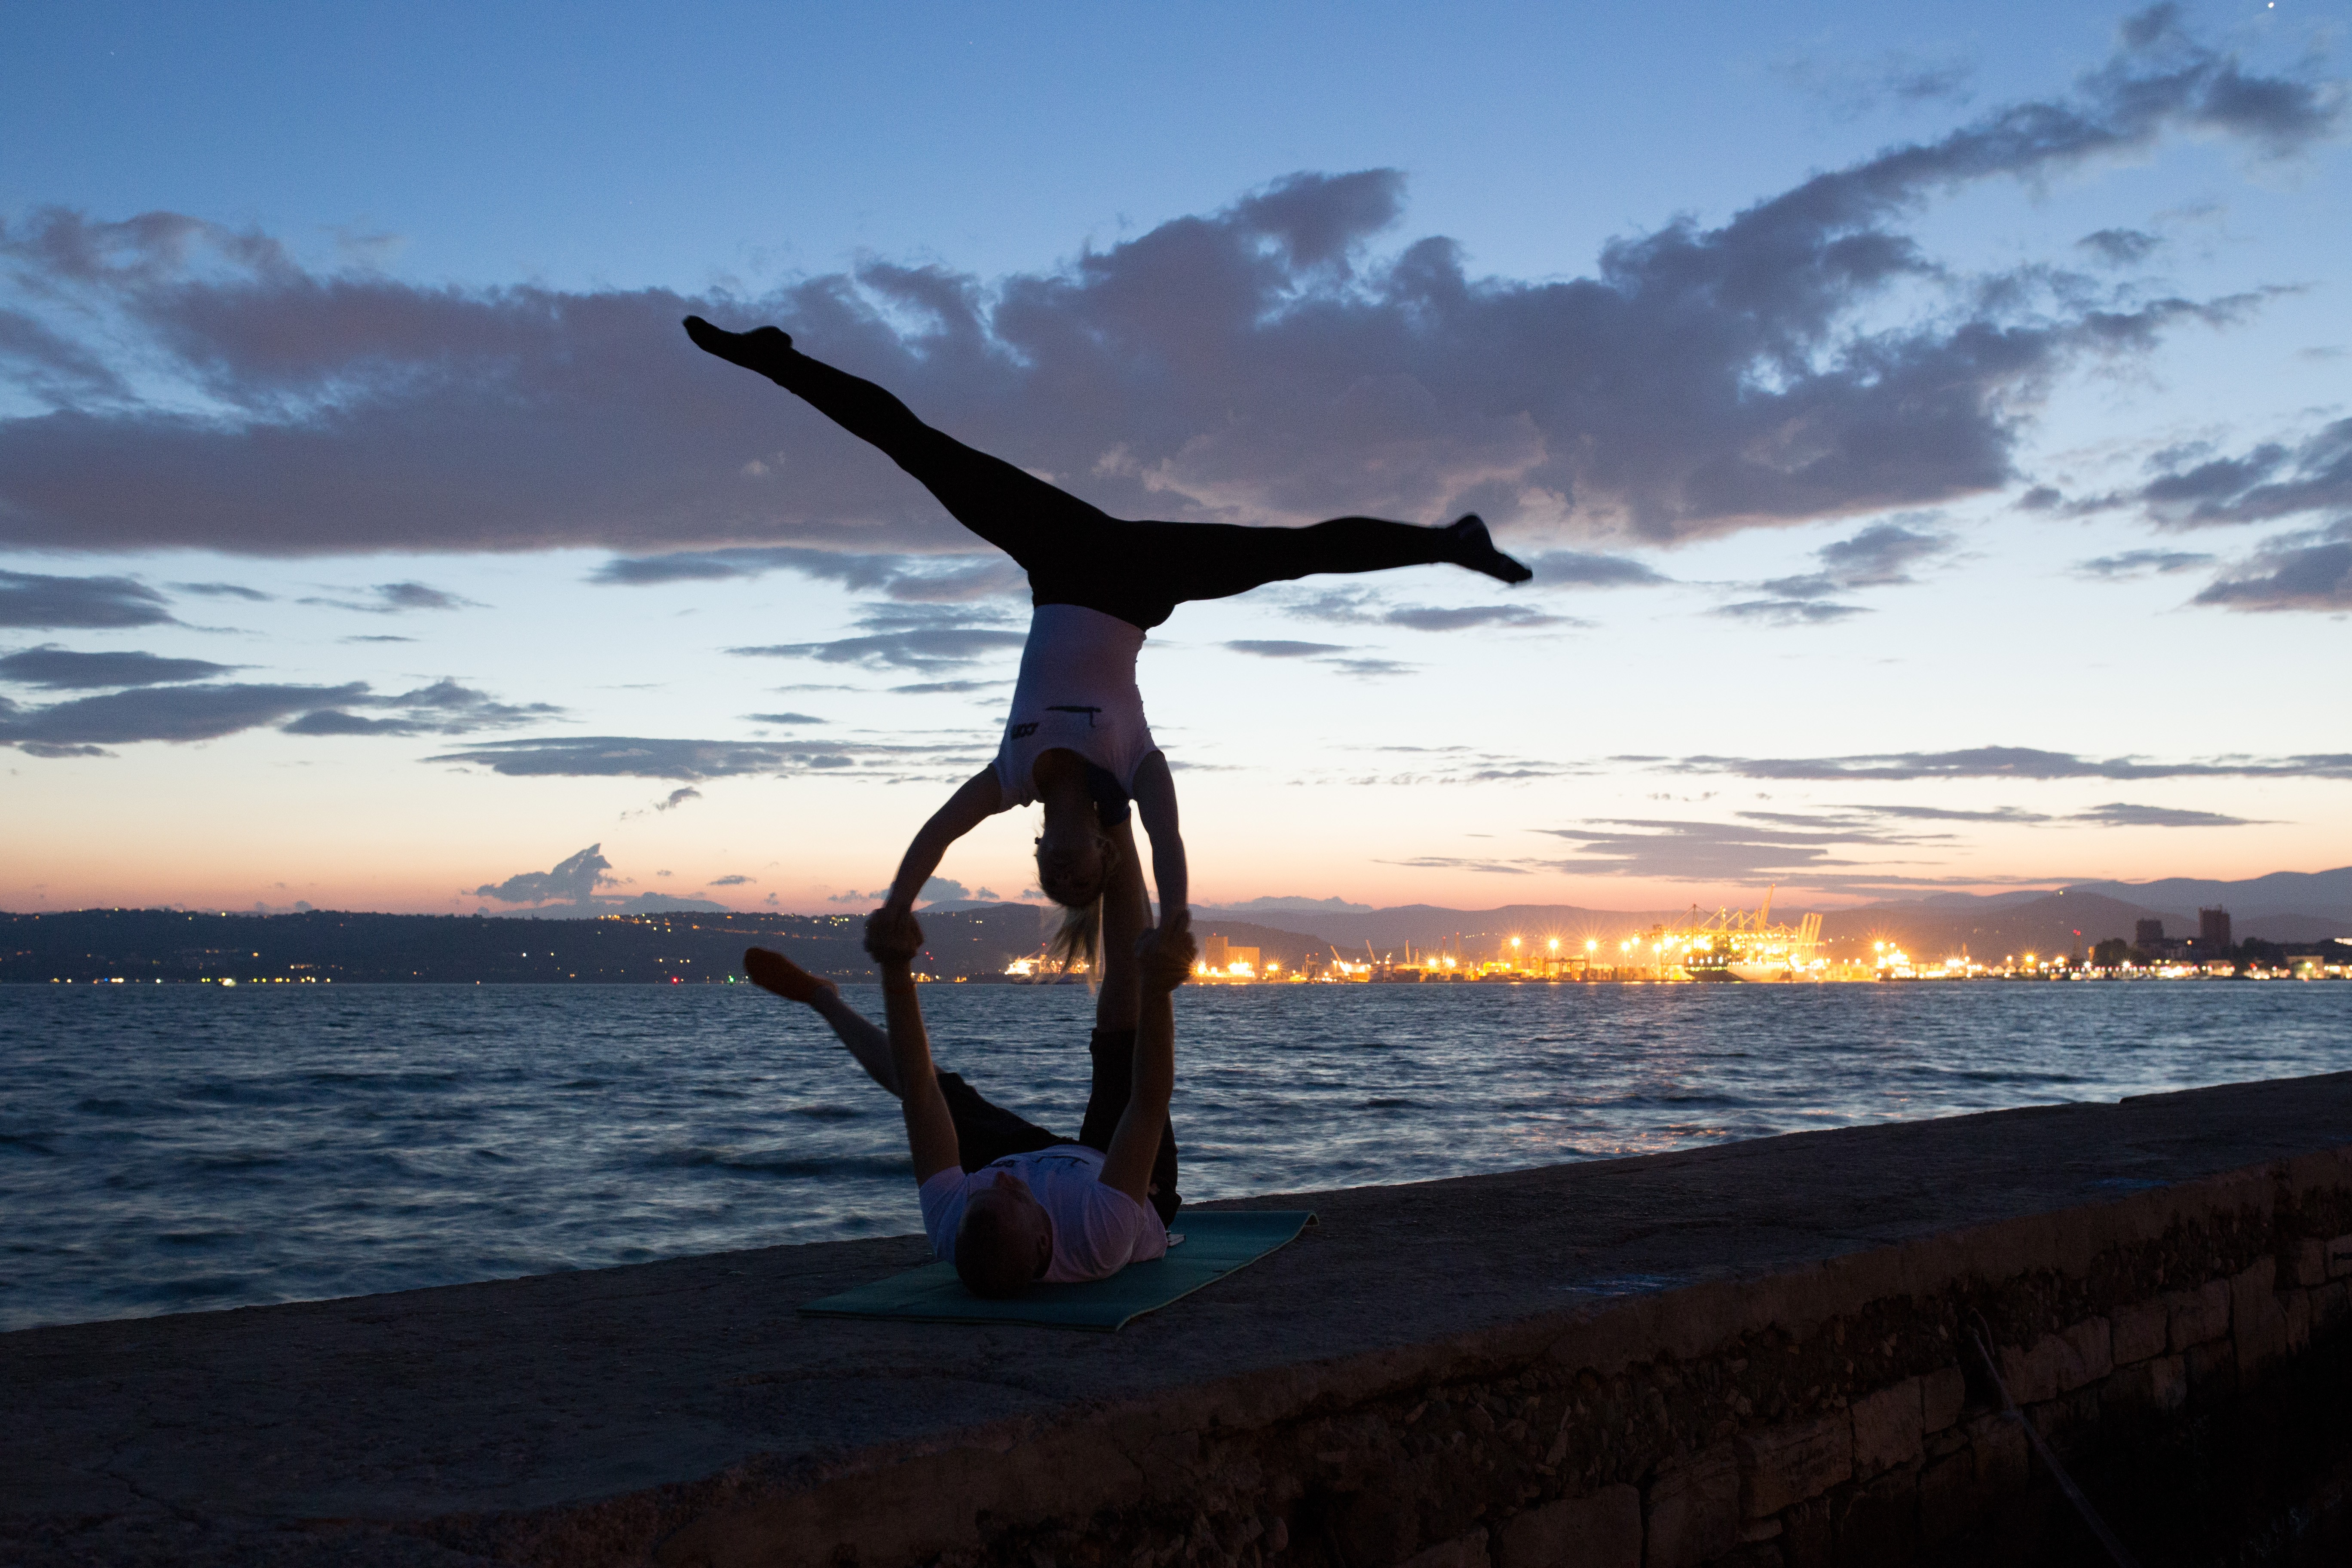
[1129,752,1189,934]
[882,766,1006,916]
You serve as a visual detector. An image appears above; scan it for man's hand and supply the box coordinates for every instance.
[865,906,924,966]
[1134,923,1197,994]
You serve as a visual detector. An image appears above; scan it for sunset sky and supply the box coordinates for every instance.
[3,1,2347,918]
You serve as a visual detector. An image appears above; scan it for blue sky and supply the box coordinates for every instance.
[3,1,2347,917]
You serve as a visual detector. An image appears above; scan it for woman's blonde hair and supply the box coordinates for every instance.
[1045,891,1104,980]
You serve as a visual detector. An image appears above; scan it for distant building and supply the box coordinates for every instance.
[1200,934,1260,975]
[2199,906,2233,951]
[2135,919,2165,946]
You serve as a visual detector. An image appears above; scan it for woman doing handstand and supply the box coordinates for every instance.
[683,316,1531,963]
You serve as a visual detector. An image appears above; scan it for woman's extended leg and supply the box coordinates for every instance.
[1147,514,1531,607]
[683,317,1109,570]
[744,946,899,1093]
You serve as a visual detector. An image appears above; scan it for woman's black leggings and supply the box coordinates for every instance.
[765,348,1458,631]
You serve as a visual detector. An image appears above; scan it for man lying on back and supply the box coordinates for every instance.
[748,836,1194,1295]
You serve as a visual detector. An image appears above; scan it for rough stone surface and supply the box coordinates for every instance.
[1848,1380,1922,1477]
[1643,1446,1738,1568]
[2234,1258,2290,1376]
[2061,1317,2113,1387]
[1737,1415,1852,1520]
[1402,1528,1489,1568]
[1919,1366,1965,1434]
[2168,1278,2233,1351]
[6,1072,2352,1568]
[1499,1487,1639,1568]
[2110,1298,2168,1365]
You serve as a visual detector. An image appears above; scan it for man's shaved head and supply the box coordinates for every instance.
[954,1174,1051,1298]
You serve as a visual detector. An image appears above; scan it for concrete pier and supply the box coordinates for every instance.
[9,1073,2352,1567]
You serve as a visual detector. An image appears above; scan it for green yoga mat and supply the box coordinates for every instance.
[800,1209,1315,1332]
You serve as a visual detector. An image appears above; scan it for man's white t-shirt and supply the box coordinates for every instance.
[919,1144,1168,1284]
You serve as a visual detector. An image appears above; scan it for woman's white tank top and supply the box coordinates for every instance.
[990,604,1158,808]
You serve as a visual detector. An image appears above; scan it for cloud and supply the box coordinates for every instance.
[2077,227,2162,266]
[474,844,613,906]
[729,603,1027,673]
[889,678,1009,695]
[2,13,2329,558]
[658,786,700,810]
[1525,550,1672,588]
[2074,548,2214,578]
[1227,640,1348,658]
[426,732,974,781]
[1,673,561,753]
[298,581,481,614]
[746,710,825,724]
[825,887,890,905]
[170,580,273,601]
[0,569,174,628]
[592,545,1024,603]
[1715,515,1959,622]
[1711,599,1871,626]
[1654,744,2352,781]
[707,873,754,886]
[1278,587,1580,632]
[1773,48,1977,119]
[0,646,236,688]
[1528,814,1930,881]
[2192,521,2352,613]
[1376,857,1534,876]
[2068,802,2263,827]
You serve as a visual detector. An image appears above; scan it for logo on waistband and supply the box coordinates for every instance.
[1009,722,1038,740]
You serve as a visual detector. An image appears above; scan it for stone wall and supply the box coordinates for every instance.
[617,1150,2352,1568]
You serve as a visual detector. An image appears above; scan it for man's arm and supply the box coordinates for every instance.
[1097,923,1195,1207]
[867,910,961,1183]
[1129,752,1188,933]
[883,766,1004,914]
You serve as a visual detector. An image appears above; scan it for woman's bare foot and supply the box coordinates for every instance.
[683,315,796,377]
[744,946,836,1004]
[1443,514,1533,585]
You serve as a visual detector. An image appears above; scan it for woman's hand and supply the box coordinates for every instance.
[1134,923,1197,994]
[864,906,925,966]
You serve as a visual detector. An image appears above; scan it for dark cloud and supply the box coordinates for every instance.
[1376,857,1534,876]
[707,873,754,886]
[591,545,1023,602]
[2074,548,2214,578]
[1227,640,1348,658]
[656,786,700,811]
[1278,587,1580,632]
[728,601,1026,672]
[2,14,2328,557]
[2069,802,2263,827]
[746,710,825,724]
[0,680,369,748]
[1528,813,1934,881]
[426,733,975,781]
[0,569,174,628]
[1526,551,1672,588]
[1655,744,2352,781]
[2,673,560,752]
[730,626,1026,671]
[1773,49,1977,119]
[170,580,274,601]
[888,678,1008,695]
[0,646,236,688]
[342,634,416,643]
[2077,228,2162,266]
[475,844,612,906]
[1712,516,1957,623]
[298,581,481,614]
[2193,522,2352,612]
[1711,599,1870,625]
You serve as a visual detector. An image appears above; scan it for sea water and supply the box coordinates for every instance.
[2,980,2346,1332]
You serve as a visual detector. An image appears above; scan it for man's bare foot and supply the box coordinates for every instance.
[683,315,796,377]
[1443,514,1533,585]
[744,946,836,1004]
